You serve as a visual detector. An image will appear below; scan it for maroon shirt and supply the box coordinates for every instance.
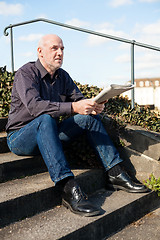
[6,59,84,131]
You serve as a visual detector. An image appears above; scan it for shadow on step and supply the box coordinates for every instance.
[0,169,110,228]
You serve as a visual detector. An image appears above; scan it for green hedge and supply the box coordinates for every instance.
[104,97,160,132]
[0,66,14,117]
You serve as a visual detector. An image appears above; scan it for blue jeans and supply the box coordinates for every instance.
[7,114,123,184]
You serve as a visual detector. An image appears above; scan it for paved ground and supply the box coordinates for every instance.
[107,207,160,240]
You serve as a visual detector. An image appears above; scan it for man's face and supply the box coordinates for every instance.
[38,35,64,74]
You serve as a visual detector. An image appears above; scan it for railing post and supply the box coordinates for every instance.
[10,25,14,73]
[131,41,135,109]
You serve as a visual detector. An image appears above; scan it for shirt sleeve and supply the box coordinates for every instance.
[15,69,73,118]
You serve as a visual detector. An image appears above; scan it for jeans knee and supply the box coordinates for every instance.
[37,114,57,129]
[78,114,101,130]
[39,114,52,121]
[86,114,101,124]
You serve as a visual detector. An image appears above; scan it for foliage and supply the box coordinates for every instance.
[0,66,14,117]
[143,173,160,197]
[103,96,160,133]
[75,81,102,99]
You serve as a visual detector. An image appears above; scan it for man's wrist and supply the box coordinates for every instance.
[71,102,76,113]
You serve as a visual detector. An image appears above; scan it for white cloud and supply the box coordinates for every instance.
[65,18,90,28]
[88,37,106,46]
[133,20,160,46]
[87,25,128,46]
[142,20,160,35]
[18,34,43,42]
[0,1,23,16]
[109,0,133,8]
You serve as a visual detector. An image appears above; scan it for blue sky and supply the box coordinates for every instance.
[0,0,160,87]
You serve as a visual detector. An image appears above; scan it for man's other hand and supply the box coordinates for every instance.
[72,99,105,115]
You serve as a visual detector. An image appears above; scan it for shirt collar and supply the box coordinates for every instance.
[35,59,60,80]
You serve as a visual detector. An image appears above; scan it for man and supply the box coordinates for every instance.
[6,34,147,217]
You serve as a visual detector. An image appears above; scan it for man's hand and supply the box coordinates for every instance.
[91,102,105,115]
[72,99,105,115]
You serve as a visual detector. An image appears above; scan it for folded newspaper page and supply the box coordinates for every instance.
[93,84,134,103]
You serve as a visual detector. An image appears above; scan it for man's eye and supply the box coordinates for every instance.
[52,47,58,50]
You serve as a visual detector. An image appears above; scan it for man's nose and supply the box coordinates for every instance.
[57,48,63,55]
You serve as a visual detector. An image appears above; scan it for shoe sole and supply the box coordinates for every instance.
[62,199,100,217]
[106,184,149,193]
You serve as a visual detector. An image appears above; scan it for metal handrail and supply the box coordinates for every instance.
[3,18,160,108]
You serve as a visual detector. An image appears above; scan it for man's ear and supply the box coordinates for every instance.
[37,47,43,57]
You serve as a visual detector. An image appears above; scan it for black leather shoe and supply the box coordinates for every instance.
[62,179,100,217]
[106,172,148,193]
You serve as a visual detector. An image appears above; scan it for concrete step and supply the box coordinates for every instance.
[0,118,159,239]
[0,189,159,240]
[0,131,9,153]
[1,142,160,184]
[0,169,105,228]
[119,146,160,180]
[120,125,160,161]
[0,152,47,182]
[103,117,160,161]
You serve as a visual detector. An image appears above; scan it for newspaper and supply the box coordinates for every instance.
[93,84,134,103]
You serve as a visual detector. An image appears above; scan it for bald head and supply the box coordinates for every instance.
[38,34,63,49]
[37,34,64,77]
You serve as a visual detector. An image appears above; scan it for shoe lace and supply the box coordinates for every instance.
[73,186,88,202]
